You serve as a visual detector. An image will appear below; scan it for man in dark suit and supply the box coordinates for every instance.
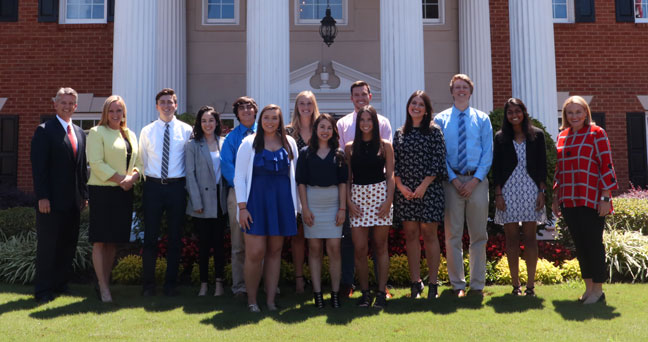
[30,87,88,303]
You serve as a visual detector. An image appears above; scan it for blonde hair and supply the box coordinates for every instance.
[288,90,320,138]
[560,95,593,130]
[98,95,127,129]
[449,74,474,94]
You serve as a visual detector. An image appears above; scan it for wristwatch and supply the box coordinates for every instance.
[600,196,611,202]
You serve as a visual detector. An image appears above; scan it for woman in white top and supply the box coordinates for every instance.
[234,104,300,312]
[185,106,228,297]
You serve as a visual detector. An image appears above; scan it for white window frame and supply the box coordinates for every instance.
[59,0,107,25]
[422,0,444,25]
[203,0,239,25]
[71,113,101,134]
[636,0,648,23]
[552,0,574,23]
[295,0,348,26]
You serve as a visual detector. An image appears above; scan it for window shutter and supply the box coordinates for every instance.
[615,0,634,22]
[574,0,595,23]
[108,0,114,22]
[38,0,59,23]
[0,0,19,22]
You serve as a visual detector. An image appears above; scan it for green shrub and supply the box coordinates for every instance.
[112,255,143,285]
[604,228,648,282]
[535,258,563,284]
[112,255,183,285]
[560,258,581,280]
[607,198,648,235]
[493,257,528,285]
[0,224,92,284]
[0,207,36,239]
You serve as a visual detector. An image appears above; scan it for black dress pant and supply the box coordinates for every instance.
[142,179,186,291]
[562,206,607,283]
[195,215,226,282]
[35,207,80,299]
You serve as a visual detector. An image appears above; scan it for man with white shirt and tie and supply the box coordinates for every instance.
[139,88,193,296]
[433,74,493,298]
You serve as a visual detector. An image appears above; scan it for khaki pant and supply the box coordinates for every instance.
[443,176,489,291]
[227,188,246,294]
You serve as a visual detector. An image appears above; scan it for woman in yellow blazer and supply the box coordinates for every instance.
[87,95,142,302]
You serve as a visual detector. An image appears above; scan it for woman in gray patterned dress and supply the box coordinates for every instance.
[393,91,447,300]
[493,98,547,297]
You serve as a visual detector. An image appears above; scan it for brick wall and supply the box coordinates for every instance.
[0,0,113,191]
[490,0,648,192]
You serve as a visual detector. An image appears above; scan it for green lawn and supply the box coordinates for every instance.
[0,283,646,341]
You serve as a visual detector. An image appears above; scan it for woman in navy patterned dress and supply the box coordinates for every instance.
[493,98,547,297]
[393,91,447,300]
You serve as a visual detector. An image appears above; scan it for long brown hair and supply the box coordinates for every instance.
[402,90,434,135]
[307,113,345,166]
[252,104,294,160]
[352,105,383,159]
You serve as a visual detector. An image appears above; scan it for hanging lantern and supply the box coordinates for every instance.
[319,7,337,47]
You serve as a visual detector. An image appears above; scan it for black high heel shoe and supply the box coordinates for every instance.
[313,292,325,308]
[330,291,340,308]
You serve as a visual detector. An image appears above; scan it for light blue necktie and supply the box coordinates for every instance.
[457,112,467,174]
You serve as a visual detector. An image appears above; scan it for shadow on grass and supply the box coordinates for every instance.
[552,299,621,321]
[0,298,41,317]
[486,294,545,313]
[383,289,486,316]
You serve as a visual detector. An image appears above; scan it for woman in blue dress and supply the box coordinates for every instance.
[234,104,300,312]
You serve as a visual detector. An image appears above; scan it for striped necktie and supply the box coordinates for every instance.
[457,112,467,174]
[161,123,170,179]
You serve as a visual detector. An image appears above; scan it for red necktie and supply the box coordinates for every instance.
[67,125,77,158]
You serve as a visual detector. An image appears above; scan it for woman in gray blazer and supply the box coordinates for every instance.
[186,106,228,296]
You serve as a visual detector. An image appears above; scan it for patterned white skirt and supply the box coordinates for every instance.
[350,181,393,228]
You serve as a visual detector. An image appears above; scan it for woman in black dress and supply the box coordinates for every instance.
[393,90,447,300]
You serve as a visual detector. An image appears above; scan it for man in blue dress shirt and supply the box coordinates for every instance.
[221,96,258,297]
[433,74,493,297]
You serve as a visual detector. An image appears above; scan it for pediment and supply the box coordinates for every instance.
[289,60,381,116]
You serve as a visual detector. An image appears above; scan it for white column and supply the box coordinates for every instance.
[246,0,290,122]
[113,0,157,135]
[380,0,425,130]
[459,0,494,113]
[509,1,559,138]
[156,0,187,114]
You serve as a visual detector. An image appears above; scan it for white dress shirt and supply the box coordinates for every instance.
[139,116,193,178]
[337,111,393,147]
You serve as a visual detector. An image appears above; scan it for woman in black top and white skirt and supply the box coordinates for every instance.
[493,98,547,297]
[297,113,347,308]
[344,105,395,309]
